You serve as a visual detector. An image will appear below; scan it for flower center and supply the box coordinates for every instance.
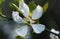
[23,17,35,24]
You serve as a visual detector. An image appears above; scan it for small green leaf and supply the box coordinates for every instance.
[0,0,5,6]
[14,0,19,5]
[43,2,48,12]
[0,9,3,16]
[16,36,23,39]
[8,0,19,11]
[14,0,24,5]
[28,1,36,12]
[8,3,15,11]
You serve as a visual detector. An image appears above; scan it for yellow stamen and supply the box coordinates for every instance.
[29,12,32,18]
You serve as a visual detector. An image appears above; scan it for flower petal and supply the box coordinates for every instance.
[31,24,45,34]
[51,29,59,34]
[32,5,43,20]
[15,25,30,37]
[50,33,59,39]
[19,2,29,18]
[12,11,25,24]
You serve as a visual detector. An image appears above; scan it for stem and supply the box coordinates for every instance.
[11,3,22,14]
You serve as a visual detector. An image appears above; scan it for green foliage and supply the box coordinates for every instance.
[8,0,19,12]
[0,0,5,6]
[8,0,23,13]
[14,0,19,5]
[8,3,16,11]
[9,0,23,9]
[43,2,48,12]
[28,1,36,12]
[0,9,2,16]
[16,36,23,39]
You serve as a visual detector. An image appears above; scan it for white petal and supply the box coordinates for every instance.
[50,33,59,39]
[19,2,29,18]
[15,25,29,37]
[32,5,43,20]
[31,24,45,34]
[51,29,59,34]
[12,11,25,24]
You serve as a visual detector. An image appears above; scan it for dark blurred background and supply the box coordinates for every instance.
[0,0,60,39]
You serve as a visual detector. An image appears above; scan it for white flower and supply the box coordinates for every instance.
[50,29,59,39]
[50,33,59,39]
[12,0,45,37]
[51,29,59,34]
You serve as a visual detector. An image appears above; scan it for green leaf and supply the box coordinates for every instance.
[14,0,19,5]
[14,0,24,5]
[8,3,16,11]
[8,0,19,12]
[16,36,23,39]
[43,2,48,12]
[0,0,5,6]
[0,9,3,16]
[28,1,36,12]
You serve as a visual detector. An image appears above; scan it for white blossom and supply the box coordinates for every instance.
[12,0,45,37]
